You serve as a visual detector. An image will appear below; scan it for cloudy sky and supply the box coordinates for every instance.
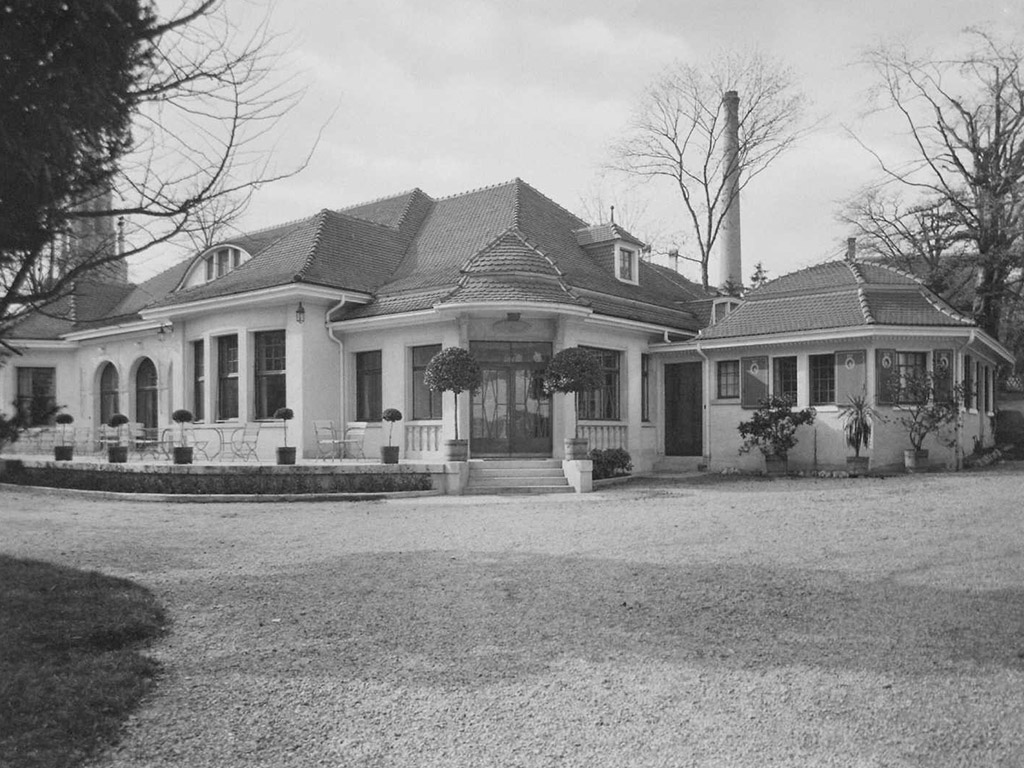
[137,0,1023,287]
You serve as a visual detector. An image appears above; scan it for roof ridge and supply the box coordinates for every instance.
[514,177,590,228]
[461,227,566,277]
[234,212,317,240]
[434,178,519,202]
[846,259,866,284]
[295,210,329,281]
[338,187,422,212]
[861,260,974,325]
[395,188,433,229]
[857,286,876,324]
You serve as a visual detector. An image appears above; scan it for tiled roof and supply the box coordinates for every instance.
[575,222,646,248]
[462,229,563,276]
[443,275,583,306]
[699,260,974,340]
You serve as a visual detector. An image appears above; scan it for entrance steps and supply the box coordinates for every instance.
[464,459,573,495]
[652,456,705,474]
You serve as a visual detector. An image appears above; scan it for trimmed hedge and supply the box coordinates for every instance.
[589,448,632,480]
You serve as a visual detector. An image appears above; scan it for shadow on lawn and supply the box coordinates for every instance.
[203,552,1024,688]
[0,556,166,768]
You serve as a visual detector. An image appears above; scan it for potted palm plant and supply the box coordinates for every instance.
[542,347,603,459]
[54,413,75,461]
[424,347,482,461]
[381,408,402,464]
[838,393,875,476]
[107,413,129,463]
[274,407,295,464]
[171,409,194,464]
[738,396,816,475]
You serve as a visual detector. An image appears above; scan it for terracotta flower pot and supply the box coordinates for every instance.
[763,454,787,476]
[380,445,399,464]
[846,456,870,477]
[276,447,296,465]
[173,447,194,465]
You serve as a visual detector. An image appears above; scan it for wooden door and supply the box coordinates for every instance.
[665,362,702,456]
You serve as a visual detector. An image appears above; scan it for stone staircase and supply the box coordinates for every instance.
[464,459,573,495]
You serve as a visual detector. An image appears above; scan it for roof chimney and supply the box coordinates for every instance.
[668,248,679,273]
[846,237,857,262]
[719,90,742,290]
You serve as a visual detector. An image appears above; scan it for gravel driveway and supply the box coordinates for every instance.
[3,468,1023,767]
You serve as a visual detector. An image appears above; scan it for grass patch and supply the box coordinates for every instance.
[0,556,166,768]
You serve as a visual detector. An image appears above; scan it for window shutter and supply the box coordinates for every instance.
[933,349,953,403]
[741,356,769,408]
[835,350,866,405]
[876,349,897,405]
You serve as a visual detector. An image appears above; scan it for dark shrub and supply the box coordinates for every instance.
[589,447,632,480]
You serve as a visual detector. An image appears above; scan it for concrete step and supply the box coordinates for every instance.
[470,467,566,479]
[463,484,574,495]
[464,459,572,495]
[469,475,570,487]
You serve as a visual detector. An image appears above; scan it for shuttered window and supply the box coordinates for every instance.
[772,357,797,402]
[835,350,866,405]
[741,356,768,408]
[809,354,835,405]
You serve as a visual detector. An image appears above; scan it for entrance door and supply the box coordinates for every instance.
[665,362,702,456]
[471,341,552,457]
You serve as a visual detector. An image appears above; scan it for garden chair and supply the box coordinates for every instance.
[339,424,365,460]
[313,420,344,460]
[131,424,162,460]
[229,423,260,461]
[182,427,210,462]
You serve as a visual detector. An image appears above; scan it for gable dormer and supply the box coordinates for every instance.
[711,295,742,324]
[574,222,646,286]
[179,244,253,290]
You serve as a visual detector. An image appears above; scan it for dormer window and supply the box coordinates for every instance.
[204,247,243,282]
[616,244,639,285]
[712,297,742,324]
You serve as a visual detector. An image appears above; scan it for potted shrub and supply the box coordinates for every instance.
[54,413,75,461]
[838,393,875,476]
[738,395,816,475]
[886,372,963,472]
[107,413,129,463]
[424,347,482,461]
[171,409,194,464]
[542,347,603,460]
[381,408,402,464]
[274,407,296,464]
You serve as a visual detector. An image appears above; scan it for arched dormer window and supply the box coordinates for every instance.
[204,246,243,281]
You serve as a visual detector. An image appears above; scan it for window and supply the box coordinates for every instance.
[254,331,286,419]
[217,335,239,420]
[192,341,205,421]
[578,347,620,420]
[135,358,158,429]
[356,350,382,421]
[16,367,56,426]
[895,352,928,404]
[809,354,835,405]
[618,247,635,282]
[411,344,442,420]
[99,363,119,425]
[773,357,798,402]
[963,355,975,409]
[983,365,992,412]
[203,247,243,282]
[717,360,740,399]
[641,354,650,422]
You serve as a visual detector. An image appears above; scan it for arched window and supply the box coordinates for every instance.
[135,358,158,429]
[99,363,119,425]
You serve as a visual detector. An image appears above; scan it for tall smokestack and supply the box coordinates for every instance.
[719,90,742,290]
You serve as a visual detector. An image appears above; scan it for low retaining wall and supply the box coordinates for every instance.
[0,459,440,496]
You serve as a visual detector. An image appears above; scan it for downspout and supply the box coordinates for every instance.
[695,340,711,466]
[953,328,977,470]
[326,297,351,426]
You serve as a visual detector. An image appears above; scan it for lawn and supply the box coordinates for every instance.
[1,467,1022,767]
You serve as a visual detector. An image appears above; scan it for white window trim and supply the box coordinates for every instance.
[615,243,639,285]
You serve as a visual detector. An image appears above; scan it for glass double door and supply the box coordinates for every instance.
[470,341,552,457]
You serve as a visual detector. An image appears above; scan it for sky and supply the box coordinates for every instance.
[135,0,1024,288]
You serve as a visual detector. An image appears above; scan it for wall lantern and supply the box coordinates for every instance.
[156,322,173,341]
[295,302,306,324]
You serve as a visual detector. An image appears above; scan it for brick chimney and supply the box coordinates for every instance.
[719,90,742,290]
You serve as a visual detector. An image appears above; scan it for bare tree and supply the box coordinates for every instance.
[850,28,1024,340]
[609,50,810,290]
[1,0,319,341]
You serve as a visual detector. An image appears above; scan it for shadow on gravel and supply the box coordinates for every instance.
[196,552,1024,688]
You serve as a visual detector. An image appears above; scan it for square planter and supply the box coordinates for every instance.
[564,437,590,460]
[53,445,74,461]
[846,456,870,476]
[904,448,928,472]
[444,439,468,462]
[380,446,400,464]
[108,446,128,463]
[173,447,194,465]
[276,447,296,465]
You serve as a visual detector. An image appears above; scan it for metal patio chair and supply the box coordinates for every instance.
[229,423,261,461]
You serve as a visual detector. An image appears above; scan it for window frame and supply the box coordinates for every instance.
[216,334,239,421]
[411,344,442,420]
[894,351,928,405]
[254,330,286,420]
[617,246,637,283]
[355,350,383,422]
[772,356,798,402]
[192,340,205,422]
[577,347,621,420]
[808,353,836,406]
[716,359,740,400]
[641,353,651,422]
[16,367,57,426]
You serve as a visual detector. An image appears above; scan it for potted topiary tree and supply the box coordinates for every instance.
[107,413,129,463]
[54,413,75,461]
[274,407,295,464]
[171,409,194,464]
[886,372,963,472]
[542,346,603,460]
[838,393,875,476]
[424,347,482,461]
[738,396,816,475]
[381,408,402,464]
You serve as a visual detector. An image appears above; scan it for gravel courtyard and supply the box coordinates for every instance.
[3,468,1023,768]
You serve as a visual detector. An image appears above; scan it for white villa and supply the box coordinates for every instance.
[1,177,1013,477]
